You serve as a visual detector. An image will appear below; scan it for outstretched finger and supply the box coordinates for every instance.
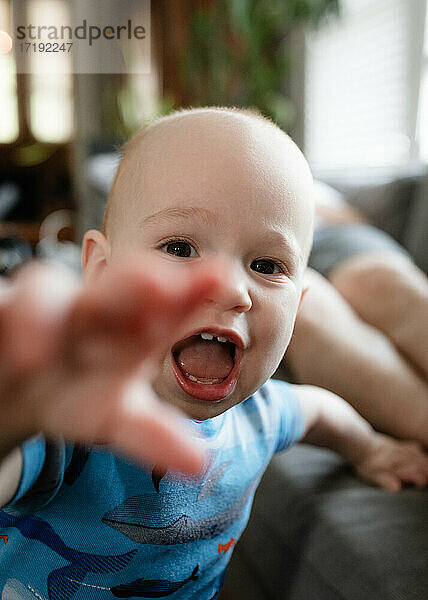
[67,259,223,375]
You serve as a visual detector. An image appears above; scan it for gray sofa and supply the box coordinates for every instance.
[221,445,428,600]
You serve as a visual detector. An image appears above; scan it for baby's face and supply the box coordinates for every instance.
[103,111,313,420]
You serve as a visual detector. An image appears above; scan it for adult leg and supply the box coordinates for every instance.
[285,269,428,446]
[330,253,428,379]
[310,203,428,378]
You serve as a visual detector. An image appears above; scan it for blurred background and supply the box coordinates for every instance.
[0,0,427,274]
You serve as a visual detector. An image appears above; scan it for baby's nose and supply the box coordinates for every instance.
[205,265,252,313]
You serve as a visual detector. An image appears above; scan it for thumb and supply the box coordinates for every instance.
[108,380,207,476]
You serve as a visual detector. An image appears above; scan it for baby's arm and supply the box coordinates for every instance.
[293,385,428,491]
[0,260,222,505]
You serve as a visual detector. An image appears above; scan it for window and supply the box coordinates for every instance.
[0,0,73,144]
[27,0,73,143]
[0,0,19,143]
[417,3,428,162]
[304,0,426,177]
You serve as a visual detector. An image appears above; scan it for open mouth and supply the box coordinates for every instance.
[171,330,243,401]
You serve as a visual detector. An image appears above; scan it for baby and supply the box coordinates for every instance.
[0,107,427,599]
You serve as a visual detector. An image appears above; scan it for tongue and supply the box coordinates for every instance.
[176,339,233,379]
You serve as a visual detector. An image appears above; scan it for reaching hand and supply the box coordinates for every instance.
[0,259,222,475]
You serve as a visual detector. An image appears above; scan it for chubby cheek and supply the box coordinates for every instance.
[255,291,299,380]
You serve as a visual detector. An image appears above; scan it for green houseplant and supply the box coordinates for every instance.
[182,0,340,130]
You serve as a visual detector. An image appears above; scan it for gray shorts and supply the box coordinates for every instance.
[308,223,409,278]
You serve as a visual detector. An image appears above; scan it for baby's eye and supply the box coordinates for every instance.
[250,259,282,275]
[162,240,198,258]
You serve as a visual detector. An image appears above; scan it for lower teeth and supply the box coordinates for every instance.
[186,373,223,385]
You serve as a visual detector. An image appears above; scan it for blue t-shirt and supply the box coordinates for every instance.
[0,379,304,600]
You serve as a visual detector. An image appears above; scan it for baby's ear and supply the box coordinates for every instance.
[82,229,111,284]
